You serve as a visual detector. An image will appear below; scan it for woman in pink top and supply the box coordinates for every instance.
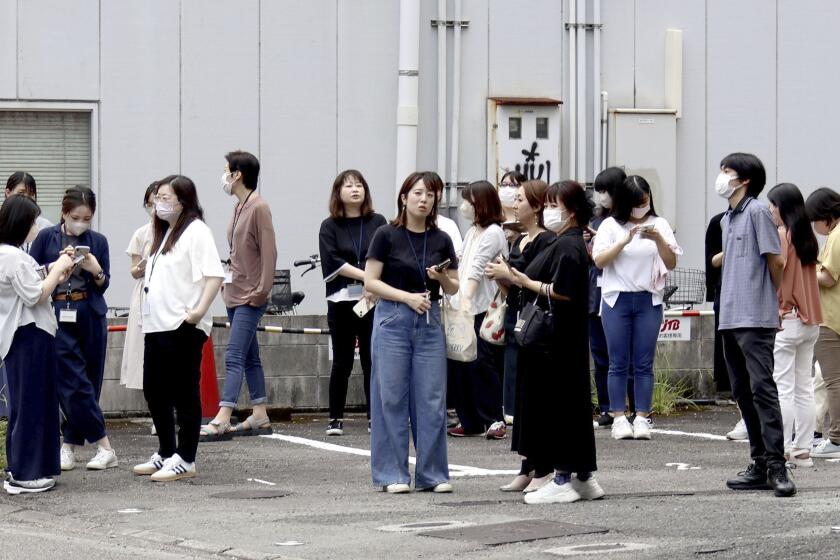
[767,183,822,467]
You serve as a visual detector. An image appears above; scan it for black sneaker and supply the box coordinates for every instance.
[726,462,770,490]
[326,419,344,436]
[767,463,796,497]
[593,413,613,429]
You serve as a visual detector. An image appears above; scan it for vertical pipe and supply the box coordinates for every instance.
[576,0,586,183]
[395,0,420,194]
[568,0,577,181]
[450,0,462,208]
[592,0,601,177]
[437,0,447,186]
[601,91,608,169]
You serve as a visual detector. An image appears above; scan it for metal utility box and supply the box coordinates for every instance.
[608,109,678,230]
[487,97,562,187]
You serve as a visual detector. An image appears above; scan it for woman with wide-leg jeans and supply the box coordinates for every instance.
[364,171,459,494]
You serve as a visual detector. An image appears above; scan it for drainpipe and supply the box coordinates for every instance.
[395,0,420,194]
[601,91,608,170]
[568,0,577,182]
[576,0,586,183]
[592,0,602,177]
[437,0,447,189]
[449,0,462,212]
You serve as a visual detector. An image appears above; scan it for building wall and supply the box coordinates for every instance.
[1,0,838,314]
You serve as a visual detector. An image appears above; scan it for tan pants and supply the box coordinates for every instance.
[813,361,829,434]
[813,327,840,443]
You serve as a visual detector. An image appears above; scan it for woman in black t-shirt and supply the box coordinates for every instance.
[319,170,387,436]
[364,171,459,494]
[508,181,603,505]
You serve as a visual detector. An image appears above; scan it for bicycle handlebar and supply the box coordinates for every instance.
[293,259,312,267]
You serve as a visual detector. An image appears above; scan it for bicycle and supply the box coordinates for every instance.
[264,254,321,316]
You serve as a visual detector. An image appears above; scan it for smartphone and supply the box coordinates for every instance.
[75,245,90,255]
[433,258,452,272]
[639,224,655,233]
[352,298,374,318]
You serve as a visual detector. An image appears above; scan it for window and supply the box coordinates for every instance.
[508,117,521,139]
[0,111,92,223]
[536,117,549,139]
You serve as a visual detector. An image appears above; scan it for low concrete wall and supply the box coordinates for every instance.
[101,313,717,416]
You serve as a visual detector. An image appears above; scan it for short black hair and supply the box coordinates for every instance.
[225,151,260,190]
[593,167,626,195]
[5,171,37,198]
[500,170,527,186]
[720,152,766,198]
[548,180,593,226]
[805,187,840,222]
[613,175,658,224]
[0,194,41,247]
[62,185,96,217]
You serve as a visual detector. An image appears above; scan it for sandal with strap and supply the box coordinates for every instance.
[200,420,232,437]
[231,415,272,436]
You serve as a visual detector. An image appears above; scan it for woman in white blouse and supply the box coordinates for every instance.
[0,195,74,494]
[592,175,681,441]
[132,175,224,482]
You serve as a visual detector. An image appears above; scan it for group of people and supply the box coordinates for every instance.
[3,148,840,503]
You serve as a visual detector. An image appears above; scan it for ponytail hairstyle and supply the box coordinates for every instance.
[767,183,819,265]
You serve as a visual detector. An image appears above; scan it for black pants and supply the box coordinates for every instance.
[712,290,731,393]
[144,323,207,463]
[453,312,505,433]
[327,301,373,419]
[721,327,785,467]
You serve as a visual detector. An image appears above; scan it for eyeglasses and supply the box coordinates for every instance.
[154,194,175,202]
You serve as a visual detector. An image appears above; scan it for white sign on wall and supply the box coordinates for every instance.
[658,317,691,342]
[491,102,561,186]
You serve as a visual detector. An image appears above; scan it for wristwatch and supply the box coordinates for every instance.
[95,269,105,281]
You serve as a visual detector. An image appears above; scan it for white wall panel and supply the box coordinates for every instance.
[261,0,337,313]
[458,0,490,185]
[0,0,16,99]
[600,0,636,109]
[18,0,99,100]
[99,0,181,309]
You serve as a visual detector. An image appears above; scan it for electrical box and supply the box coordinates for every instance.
[608,109,678,231]
[487,97,562,186]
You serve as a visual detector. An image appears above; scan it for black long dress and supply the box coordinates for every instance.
[512,227,597,474]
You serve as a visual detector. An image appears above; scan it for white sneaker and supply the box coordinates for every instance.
[432,482,453,493]
[611,416,634,440]
[86,447,118,470]
[150,454,196,482]
[726,418,748,440]
[524,480,581,504]
[383,483,411,494]
[523,473,553,493]
[133,453,166,475]
[60,446,76,471]
[812,439,840,459]
[633,416,651,440]
[571,475,605,500]
[4,474,56,495]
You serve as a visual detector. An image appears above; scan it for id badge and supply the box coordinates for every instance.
[223,262,233,284]
[347,283,364,298]
[59,308,78,323]
[596,276,603,288]
[142,292,152,316]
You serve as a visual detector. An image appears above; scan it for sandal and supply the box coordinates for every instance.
[200,420,232,436]
[231,415,271,433]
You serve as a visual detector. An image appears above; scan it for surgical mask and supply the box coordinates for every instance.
[600,192,613,209]
[64,220,90,236]
[144,205,155,218]
[631,204,650,220]
[715,172,740,199]
[24,222,39,244]
[155,201,180,222]
[459,200,475,221]
[221,172,235,196]
[543,207,568,232]
[498,186,517,207]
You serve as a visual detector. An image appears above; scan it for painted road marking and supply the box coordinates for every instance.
[247,478,276,486]
[651,428,748,442]
[665,462,701,470]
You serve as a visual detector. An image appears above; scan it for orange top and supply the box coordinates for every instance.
[778,228,823,325]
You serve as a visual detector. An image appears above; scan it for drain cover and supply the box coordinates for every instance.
[378,520,472,533]
[210,489,291,500]
[418,519,608,545]
[437,499,519,507]
[545,542,653,556]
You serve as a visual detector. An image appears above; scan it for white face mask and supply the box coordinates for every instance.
[631,204,650,220]
[221,172,234,196]
[459,200,476,221]
[600,192,613,209]
[498,186,517,207]
[64,220,91,236]
[543,207,568,232]
[155,200,180,222]
[715,172,741,199]
[145,205,155,218]
[24,222,39,244]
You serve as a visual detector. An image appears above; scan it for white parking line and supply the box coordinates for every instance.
[651,428,747,442]
[260,433,518,477]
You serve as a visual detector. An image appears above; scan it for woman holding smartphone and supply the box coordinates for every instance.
[364,171,459,493]
[30,186,118,472]
[319,169,387,436]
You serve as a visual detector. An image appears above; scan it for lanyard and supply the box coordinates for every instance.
[146,228,172,288]
[228,190,255,258]
[345,219,365,266]
[403,228,428,291]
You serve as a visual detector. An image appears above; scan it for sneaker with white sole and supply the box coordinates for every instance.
[4,474,56,495]
[524,481,581,504]
[726,418,748,440]
[571,475,605,500]
[611,416,634,440]
[150,454,196,482]
[86,447,118,470]
[383,483,411,494]
[326,419,344,436]
[486,421,507,440]
[60,447,76,471]
[432,482,453,493]
[812,439,840,459]
[133,453,166,475]
[786,449,813,468]
[633,416,652,440]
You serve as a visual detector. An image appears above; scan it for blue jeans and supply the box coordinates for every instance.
[220,304,268,408]
[601,292,662,414]
[370,299,449,489]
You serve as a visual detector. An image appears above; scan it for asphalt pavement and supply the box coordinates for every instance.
[2,406,840,560]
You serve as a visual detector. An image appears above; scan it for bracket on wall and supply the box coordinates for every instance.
[430,19,470,28]
[564,23,603,30]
